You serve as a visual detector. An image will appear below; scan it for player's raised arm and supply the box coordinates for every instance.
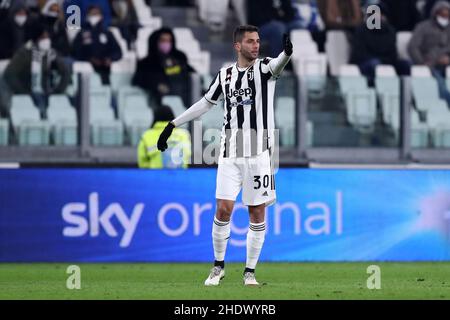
[264,33,293,77]
[157,72,224,152]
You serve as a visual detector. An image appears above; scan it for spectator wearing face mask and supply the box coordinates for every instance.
[39,0,71,57]
[409,1,450,107]
[2,22,71,114]
[132,27,195,107]
[72,5,122,84]
[0,5,33,60]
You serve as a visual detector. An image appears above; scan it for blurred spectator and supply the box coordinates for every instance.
[381,0,421,32]
[137,105,191,169]
[109,0,139,49]
[11,0,41,18]
[0,5,34,60]
[63,0,112,28]
[351,4,411,84]
[72,5,122,84]
[409,1,450,106]
[40,0,71,57]
[424,0,450,18]
[247,0,304,57]
[132,27,194,106]
[3,22,70,114]
[317,0,362,30]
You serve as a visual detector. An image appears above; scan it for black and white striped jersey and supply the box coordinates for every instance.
[204,55,289,158]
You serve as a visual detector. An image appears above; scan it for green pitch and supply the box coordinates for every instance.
[0,263,449,300]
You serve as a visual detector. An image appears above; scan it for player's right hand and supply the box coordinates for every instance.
[157,122,175,152]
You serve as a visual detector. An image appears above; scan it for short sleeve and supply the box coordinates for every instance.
[204,71,223,104]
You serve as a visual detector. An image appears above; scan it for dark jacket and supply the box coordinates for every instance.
[381,0,421,32]
[4,43,70,95]
[40,16,71,57]
[408,1,450,66]
[72,21,122,61]
[132,28,194,97]
[247,0,297,27]
[0,9,34,60]
[351,21,398,65]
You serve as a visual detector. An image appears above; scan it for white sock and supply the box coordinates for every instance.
[246,222,266,270]
[212,217,230,263]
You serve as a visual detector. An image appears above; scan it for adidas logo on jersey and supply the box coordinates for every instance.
[227,87,252,99]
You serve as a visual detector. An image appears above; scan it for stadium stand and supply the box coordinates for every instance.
[1,0,450,164]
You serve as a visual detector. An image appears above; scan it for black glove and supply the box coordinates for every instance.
[157,122,175,152]
[283,33,293,56]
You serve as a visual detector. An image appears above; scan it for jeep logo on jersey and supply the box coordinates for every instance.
[227,87,253,99]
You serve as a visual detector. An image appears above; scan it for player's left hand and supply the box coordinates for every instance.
[157,122,175,152]
[283,33,293,56]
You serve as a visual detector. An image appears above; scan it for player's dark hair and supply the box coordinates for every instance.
[233,25,259,43]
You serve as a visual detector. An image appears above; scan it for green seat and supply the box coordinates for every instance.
[375,76,400,127]
[47,95,78,145]
[122,95,153,145]
[345,89,377,132]
[0,118,9,145]
[162,95,188,129]
[10,95,50,145]
[275,97,296,146]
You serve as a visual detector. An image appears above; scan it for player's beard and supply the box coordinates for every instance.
[241,47,258,62]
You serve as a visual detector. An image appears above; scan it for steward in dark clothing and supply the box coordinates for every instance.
[133,27,194,106]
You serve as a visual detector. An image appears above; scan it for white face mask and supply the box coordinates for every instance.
[38,38,51,52]
[14,15,27,26]
[87,15,102,27]
[437,16,449,28]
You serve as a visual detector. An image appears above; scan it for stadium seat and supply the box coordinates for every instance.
[199,100,223,130]
[136,27,159,59]
[90,106,124,146]
[306,120,313,147]
[275,96,296,146]
[0,118,9,145]
[375,65,400,127]
[293,54,327,96]
[187,51,211,75]
[396,31,412,61]
[47,95,78,146]
[410,109,429,148]
[10,95,50,145]
[89,72,104,89]
[345,89,377,132]
[121,95,154,145]
[90,87,113,110]
[427,107,450,147]
[326,31,351,77]
[290,29,314,44]
[162,95,187,128]
[132,0,162,28]
[110,72,134,93]
[0,59,9,75]
[117,86,148,120]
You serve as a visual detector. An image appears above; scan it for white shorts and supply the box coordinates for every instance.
[215,150,276,207]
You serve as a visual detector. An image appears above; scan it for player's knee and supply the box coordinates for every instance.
[249,205,265,223]
[216,202,233,221]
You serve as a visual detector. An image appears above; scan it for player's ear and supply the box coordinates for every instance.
[234,42,241,52]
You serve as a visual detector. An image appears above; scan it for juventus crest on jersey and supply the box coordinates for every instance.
[204,57,279,158]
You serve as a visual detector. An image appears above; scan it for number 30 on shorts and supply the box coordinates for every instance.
[253,175,275,190]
